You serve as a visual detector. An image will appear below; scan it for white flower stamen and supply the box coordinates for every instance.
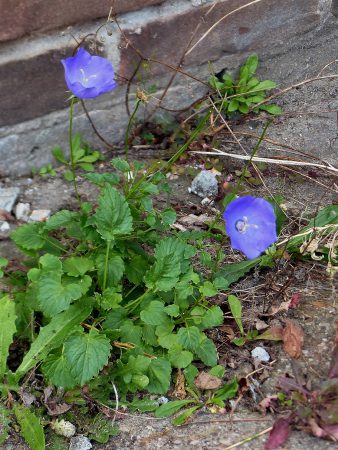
[235,216,258,234]
[80,68,97,86]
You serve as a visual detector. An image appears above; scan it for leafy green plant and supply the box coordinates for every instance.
[32,163,57,177]
[52,134,102,181]
[209,54,282,116]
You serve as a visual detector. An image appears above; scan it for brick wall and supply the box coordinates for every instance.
[0,0,337,175]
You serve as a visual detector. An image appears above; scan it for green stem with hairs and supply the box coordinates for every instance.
[103,240,112,291]
[69,96,81,206]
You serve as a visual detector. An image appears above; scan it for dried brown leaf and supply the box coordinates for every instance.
[194,371,222,390]
[283,320,304,359]
[173,368,186,399]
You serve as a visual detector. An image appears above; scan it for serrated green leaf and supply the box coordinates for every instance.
[161,209,176,225]
[45,210,79,231]
[144,237,188,292]
[0,295,17,380]
[168,346,193,369]
[164,304,180,317]
[140,301,168,325]
[15,300,92,378]
[199,281,218,297]
[155,399,196,418]
[227,295,244,334]
[85,172,120,186]
[95,287,122,311]
[11,222,46,250]
[111,158,130,172]
[96,254,125,288]
[103,307,128,330]
[195,337,218,366]
[42,352,77,389]
[94,185,133,241]
[13,404,45,450]
[64,329,111,386]
[142,324,158,346]
[37,271,83,316]
[200,305,224,329]
[63,257,94,277]
[177,326,202,352]
[120,321,142,346]
[147,358,171,394]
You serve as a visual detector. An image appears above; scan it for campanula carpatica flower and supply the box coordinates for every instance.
[61,48,117,99]
[223,196,277,259]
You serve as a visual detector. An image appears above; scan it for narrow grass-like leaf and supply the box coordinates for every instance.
[13,403,45,450]
[155,400,197,418]
[227,295,244,335]
[0,295,17,380]
[15,300,92,378]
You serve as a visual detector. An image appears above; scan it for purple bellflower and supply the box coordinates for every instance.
[61,48,117,99]
[223,196,277,259]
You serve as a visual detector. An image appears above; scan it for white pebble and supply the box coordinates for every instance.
[251,346,270,363]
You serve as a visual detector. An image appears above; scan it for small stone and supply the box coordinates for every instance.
[201,196,214,206]
[0,221,10,232]
[29,209,51,222]
[157,396,169,404]
[251,347,270,363]
[190,170,218,198]
[0,187,20,212]
[15,203,30,222]
[51,419,76,438]
[69,435,92,450]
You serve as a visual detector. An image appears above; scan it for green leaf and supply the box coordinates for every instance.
[52,146,67,163]
[209,365,225,378]
[238,103,249,114]
[144,237,188,292]
[147,358,171,394]
[64,170,75,181]
[227,295,244,334]
[103,307,128,330]
[140,301,168,325]
[96,287,122,311]
[97,254,124,287]
[0,257,8,278]
[0,296,17,380]
[111,158,130,172]
[0,404,10,444]
[245,54,258,74]
[168,346,193,369]
[177,326,202,352]
[142,324,158,346]
[252,80,276,91]
[120,321,142,346]
[164,304,180,317]
[214,258,259,289]
[259,104,282,115]
[85,172,120,186]
[64,329,111,386]
[44,210,79,231]
[200,306,224,329]
[129,398,159,412]
[172,405,201,426]
[213,378,238,401]
[15,300,92,378]
[228,99,239,112]
[11,222,46,250]
[195,337,218,366]
[199,281,218,297]
[37,271,83,316]
[63,256,94,277]
[42,352,77,389]
[161,209,176,225]
[13,403,45,450]
[184,364,199,387]
[94,185,133,241]
[155,400,196,418]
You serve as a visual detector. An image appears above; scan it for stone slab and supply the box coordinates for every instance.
[0,0,165,43]
[0,187,20,212]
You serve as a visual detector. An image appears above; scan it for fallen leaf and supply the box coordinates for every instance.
[257,326,284,341]
[263,300,291,316]
[255,318,269,331]
[283,320,304,358]
[265,418,290,449]
[194,371,222,390]
[46,402,72,416]
[173,369,187,399]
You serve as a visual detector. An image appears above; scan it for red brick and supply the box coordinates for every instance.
[0,0,164,43]
[118,0,319,81]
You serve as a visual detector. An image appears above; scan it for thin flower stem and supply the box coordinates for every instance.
[69,97,81,206]
[125,99,141,162]
[103,239,112,291]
